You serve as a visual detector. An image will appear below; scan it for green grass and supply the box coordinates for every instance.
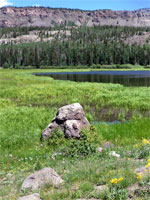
[29,64,150,70]
[0,69,150,199]
[97,118,150,145]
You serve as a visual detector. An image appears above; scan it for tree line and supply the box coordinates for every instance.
[0,25,150,68]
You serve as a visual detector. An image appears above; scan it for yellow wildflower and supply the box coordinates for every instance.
[110,178,118,184]
[145,159,150,172]
[142,139,150,145]
[110,177,124,184]
[134,144,139,148]
[118,177,124,182]
[145,163,150,168]
[137,173,142,180]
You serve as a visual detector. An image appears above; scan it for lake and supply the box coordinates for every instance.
[34,70,150,87]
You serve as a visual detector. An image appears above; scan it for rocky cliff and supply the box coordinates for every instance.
[0,7,150,27]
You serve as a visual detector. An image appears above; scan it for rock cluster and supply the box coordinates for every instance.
[41,103,90,140]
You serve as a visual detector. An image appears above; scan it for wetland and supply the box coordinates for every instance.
[0,69,150,200]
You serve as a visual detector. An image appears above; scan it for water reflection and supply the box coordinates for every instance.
[35,71,150,87]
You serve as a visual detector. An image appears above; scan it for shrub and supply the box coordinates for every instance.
[47,127,66,148]
[64,125,103,157]
[144,65,150,69]
[46,125,103,157]
[3,62,10,68]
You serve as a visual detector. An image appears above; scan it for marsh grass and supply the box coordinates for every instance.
[0,69,150,199]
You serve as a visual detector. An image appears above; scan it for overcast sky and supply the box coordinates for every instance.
[0,0,150,10]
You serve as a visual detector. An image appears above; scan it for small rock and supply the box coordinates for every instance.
[127,184,145,199]
[103,142,114,149]
[135,166,150,177]
[127,184,140,192]
[94,184,108,192]
[18,193,41,200]
[21,168,64,191]
[135,166,147,174]
[109,151,120,158]
[97,147,103,153]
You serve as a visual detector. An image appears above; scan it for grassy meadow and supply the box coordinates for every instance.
[0,68,150,200]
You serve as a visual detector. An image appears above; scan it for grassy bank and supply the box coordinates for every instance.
[0,69,150,199]
[2,64,149,70]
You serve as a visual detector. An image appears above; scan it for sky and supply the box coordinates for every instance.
[0,0,150,10]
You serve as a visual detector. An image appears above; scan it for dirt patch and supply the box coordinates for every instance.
[124,32,150,46]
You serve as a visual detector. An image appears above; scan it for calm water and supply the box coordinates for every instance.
[34,71,150,87]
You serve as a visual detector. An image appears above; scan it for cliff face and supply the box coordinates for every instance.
[0,7,150,27]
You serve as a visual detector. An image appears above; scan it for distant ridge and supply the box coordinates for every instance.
[0,6,150,27]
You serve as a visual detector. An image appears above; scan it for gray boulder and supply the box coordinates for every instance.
[21,168,64,191]
[41,103,90,140]
[56,103,86,121]
[18,193,41,200]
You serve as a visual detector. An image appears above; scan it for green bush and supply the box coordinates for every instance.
[46,125,103,157]
[3,62,10,68]
[145,65,150,69]
[47,127,66,148]
[64,125,103,157]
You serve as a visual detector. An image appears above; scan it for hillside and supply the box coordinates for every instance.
[0,7,150,27]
